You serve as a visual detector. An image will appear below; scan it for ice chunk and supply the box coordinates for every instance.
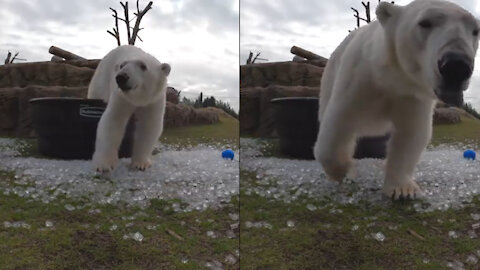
[225,254,237,265]
[206,231,216,238]
[448,231,459,239]
[64,204,75,211]
[371,232,385,242]
[466,254,478,265]
[132,232,144,242]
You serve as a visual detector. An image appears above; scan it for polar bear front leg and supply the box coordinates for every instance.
[314,105,357,182]
[383,99,434,199]
[130,100,165,170]
[93,95,136,172]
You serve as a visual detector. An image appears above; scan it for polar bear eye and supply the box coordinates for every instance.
[473,29,479,37]
[139,63,147,71]
[418,19,433,29]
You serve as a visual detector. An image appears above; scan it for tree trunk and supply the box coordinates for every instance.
[290,46,327,61]
[49,46,86,61]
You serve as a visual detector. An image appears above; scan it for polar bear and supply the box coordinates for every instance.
[88,45,171,172]
[313,0,479,199]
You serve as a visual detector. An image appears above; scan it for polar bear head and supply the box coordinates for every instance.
[376,0,479,105]
[114,57,171,106]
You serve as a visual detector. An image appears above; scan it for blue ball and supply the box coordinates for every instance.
[222,149,234,160]
[463,149,476,160]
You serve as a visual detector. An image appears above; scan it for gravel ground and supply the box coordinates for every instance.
[240,138,480,212]
[0,138,239,211]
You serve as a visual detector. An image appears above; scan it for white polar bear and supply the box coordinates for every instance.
[313,0,479,199]
[88,45,171,172]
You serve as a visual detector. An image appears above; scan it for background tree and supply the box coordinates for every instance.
[349,1,394,32]
[181,92,238,119]
[4,51,26,64]
[246,51,268,64]
[108,0,153,46]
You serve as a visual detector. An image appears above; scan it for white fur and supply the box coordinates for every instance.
[88,45,170,172]
[313,0,479,199]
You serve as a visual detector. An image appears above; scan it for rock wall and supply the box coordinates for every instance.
[240,61,324,136]
[0,61,219,137]
[240,61,324,88]
[0,61,96,88]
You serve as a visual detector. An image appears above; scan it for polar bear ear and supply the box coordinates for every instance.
[376,2,402,25]
[160,63,171,76]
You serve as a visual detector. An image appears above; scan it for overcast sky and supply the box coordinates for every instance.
[241,0,480,110]
[0,0,239,111]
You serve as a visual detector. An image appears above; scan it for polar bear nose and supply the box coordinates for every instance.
[438,52,473,88]
[116,73,130,90]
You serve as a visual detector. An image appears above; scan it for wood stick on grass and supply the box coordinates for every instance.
[407,228,425,241]
[166,228,184,241]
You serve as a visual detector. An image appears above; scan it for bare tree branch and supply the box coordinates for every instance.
[351,7,361,28]
[109,7,121,46]
[120,1,132,43]
[4,51,11,64]
[108,1,153,46]
[350,1,382,31]
[11,52,19,63]
[4,51,26,64]
[129,0,153,45]
[362,1,371,23]
[246,51,253,64]
[252,52,267,64]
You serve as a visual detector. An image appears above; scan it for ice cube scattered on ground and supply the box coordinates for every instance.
[240,138,480,213]
[0,138,238,211]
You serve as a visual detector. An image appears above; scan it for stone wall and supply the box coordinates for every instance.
[240,60,324,136]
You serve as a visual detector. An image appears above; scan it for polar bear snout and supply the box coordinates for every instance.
[116,73,131,91]
[438,52,473,90]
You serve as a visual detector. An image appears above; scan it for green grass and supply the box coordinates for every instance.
[0,114,239,269]
[240,171,480,269]
[0,185,239,269]
[431,115,480,147]
[240,117,480,269]
[161,115,239,148]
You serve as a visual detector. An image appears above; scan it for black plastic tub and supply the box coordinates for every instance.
[271,97,390,160]
[30,97,134,159]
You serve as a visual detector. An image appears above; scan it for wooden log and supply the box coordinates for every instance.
[49,46,86,61]
[290,46,328,61]
[51,55,64,62]
[292,55,306,62]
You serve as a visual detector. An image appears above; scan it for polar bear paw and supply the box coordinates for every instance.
[92,152,119,172]
[382,179,423,200]
[131,159,152,171]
